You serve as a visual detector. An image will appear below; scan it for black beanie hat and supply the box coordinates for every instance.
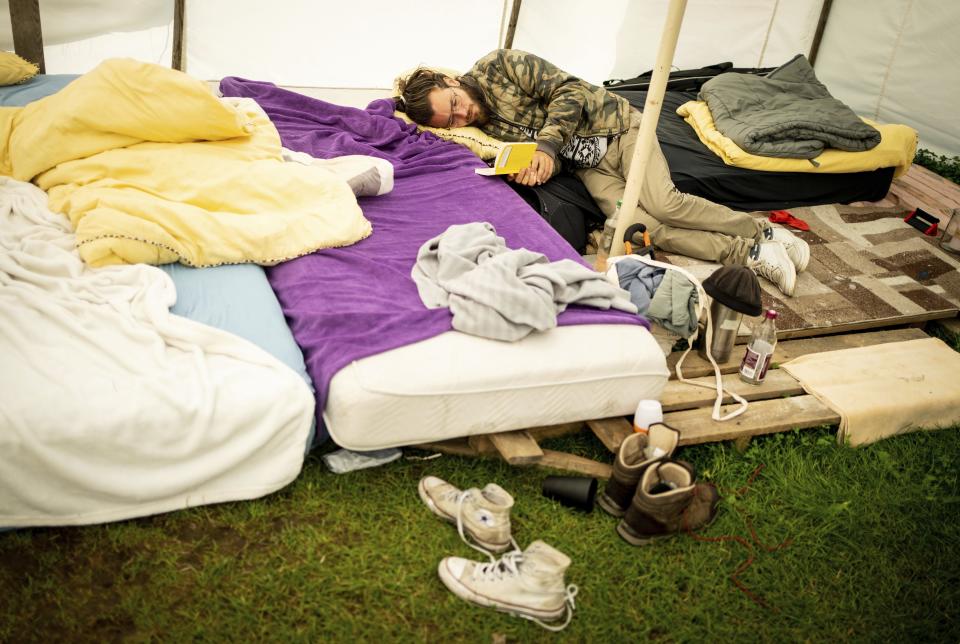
[702,265,762,316]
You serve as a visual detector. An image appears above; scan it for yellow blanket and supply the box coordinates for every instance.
[677,100,918,178]
[0,58,371,267]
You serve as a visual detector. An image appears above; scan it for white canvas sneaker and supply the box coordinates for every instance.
[438,540,578,631]
[747,241,797,297]
[418,476,515,554]
[764,225,810,273]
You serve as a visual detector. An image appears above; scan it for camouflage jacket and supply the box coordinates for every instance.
[465,49,632,163]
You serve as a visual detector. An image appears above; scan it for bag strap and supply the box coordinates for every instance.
[609,255,748,422]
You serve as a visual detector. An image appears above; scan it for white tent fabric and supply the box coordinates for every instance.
[0,0,174,70]
[184,0,505,89]
[815,0,960,158]
[0,0,957,155]
[514,0,823,83]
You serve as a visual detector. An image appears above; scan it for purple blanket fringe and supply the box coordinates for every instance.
[219,78,647,443]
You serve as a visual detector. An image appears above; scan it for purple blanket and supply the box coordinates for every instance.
[219,78,647,443]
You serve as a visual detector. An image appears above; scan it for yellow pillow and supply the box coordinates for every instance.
[393,65,504,161]
[0,51,39,86]
[394,110,503,160]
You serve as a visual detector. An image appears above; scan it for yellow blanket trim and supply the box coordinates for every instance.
[677,100,918,178]
[1,58,371,267]
[74,228,373,268]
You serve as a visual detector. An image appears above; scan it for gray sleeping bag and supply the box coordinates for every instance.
[699,54,881,159]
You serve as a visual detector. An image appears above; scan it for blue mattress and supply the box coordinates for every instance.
[158,263,312,389]
[0,74,77,106]
[159,263,319,447]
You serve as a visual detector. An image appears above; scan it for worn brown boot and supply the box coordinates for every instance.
[616,460,720,546]
[597,423,680,517]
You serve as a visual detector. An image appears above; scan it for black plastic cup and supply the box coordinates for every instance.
[542,475,598,513]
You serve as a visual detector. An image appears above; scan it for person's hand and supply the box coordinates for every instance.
[509,151,554,186]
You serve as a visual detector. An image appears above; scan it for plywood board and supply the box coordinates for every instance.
[539,450,612,479]
[666,327,928,378]
[486,431,544,464]
[661,369,804,411]
[666,394,840,445]
[586,417,633,452]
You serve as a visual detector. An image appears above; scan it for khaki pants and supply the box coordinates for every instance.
[576,111,764,265]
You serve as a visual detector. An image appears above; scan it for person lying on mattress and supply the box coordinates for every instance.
[396,49,809,297]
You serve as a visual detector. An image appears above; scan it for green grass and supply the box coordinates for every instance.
[3,422,959,642]
[914,148,960,185]
[4,328,960,641]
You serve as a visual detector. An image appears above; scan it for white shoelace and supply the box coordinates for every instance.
[455,491,520,562]
[470,551,579,632]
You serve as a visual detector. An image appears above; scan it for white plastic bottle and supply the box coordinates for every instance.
[594,199,622,272]
[739,309,778,385]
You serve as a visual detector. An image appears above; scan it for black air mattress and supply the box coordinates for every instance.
[614,89,894,211]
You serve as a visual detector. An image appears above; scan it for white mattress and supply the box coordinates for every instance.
[324,324,669,450]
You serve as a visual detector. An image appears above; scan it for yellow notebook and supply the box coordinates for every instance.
[475,141,537,176]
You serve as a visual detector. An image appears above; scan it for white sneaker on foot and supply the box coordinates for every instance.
[418,476,515,554]
[747,241,797,296]
[764,225,810,272]
[438,540,578,631]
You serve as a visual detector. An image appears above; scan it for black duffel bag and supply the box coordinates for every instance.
[507,172,606,254]
[604,61,774,93]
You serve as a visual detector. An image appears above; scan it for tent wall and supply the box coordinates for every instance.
[511,0,823,84]
[0,0,957,156]
[183,1,505,89]
[815,0,960,158]
[0,0,173,70]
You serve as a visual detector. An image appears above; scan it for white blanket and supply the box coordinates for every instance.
[0,178,315,527]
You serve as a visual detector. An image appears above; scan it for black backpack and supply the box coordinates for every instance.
[507,172,606,254]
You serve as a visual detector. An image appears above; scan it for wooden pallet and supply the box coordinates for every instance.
[881,163,960,219]
[414,165,958,475]
[413,326,929,477]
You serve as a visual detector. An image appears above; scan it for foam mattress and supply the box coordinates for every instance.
[324,324,669,450]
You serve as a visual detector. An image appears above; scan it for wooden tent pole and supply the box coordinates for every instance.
[503,0,522,49]
[9,0,45,73]
[172,0,186,71]
[607,0,687,261]
[808,0,833,66]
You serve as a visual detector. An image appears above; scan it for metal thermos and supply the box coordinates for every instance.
[697,298,743,362]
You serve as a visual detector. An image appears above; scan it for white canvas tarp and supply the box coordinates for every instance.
[0,0,957,156]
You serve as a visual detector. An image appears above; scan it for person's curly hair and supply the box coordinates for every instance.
[394,68,451,125]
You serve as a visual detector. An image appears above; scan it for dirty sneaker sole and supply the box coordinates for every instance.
[596,492,628,518]
[417,477,457,522]
[787,240,810,273]
[615,509,721,546]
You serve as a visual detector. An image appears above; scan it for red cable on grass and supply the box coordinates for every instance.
[683,464,793,610]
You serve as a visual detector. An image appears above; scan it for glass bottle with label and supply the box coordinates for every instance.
[739,309,778,385]
[593,199,622,272]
